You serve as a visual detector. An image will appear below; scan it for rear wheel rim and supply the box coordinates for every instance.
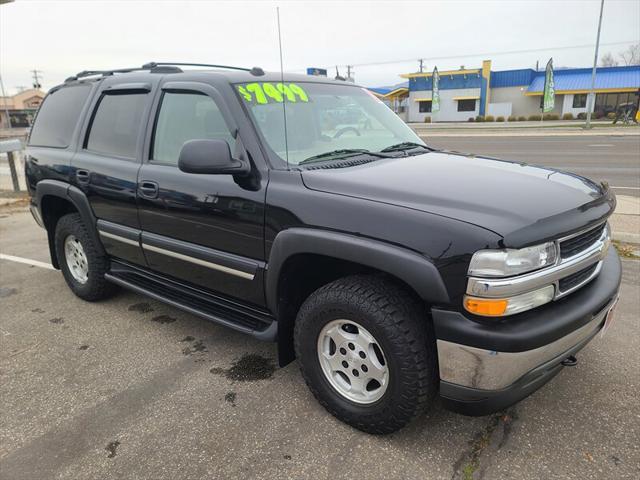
[317,319,389,404]
[64,235,89,284]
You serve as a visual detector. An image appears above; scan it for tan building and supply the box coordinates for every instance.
[0,88,46,128]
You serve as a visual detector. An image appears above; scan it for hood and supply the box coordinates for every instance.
[300,151,615,247]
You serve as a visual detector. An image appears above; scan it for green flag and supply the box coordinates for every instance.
[542,58,555,113]
[432,67,440,113]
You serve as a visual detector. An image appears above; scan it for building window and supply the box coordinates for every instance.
[419,100,432,113]
[573,94,587,108]
[457,99,476,112]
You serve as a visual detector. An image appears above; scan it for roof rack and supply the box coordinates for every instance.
[142,62,264,76]
[64,62,265,84]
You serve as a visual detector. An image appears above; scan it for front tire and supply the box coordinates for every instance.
[54,213,117,301]
[294,275,438,434]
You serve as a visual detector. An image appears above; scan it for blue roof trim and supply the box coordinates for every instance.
[410,74,481,91]
[491,69,535,88]
[526,65,640,92]
[368,87,391,95]
[387,65,640,94]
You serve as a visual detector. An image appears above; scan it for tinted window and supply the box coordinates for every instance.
[419,100,432,113]
[572,94,587,108]
[29,84,91,148]
[86,93,147,158]
[152,92,235,165]
[457,99,476,112]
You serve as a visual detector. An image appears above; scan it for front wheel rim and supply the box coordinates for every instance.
[317,319,389,404]
[64,235,89,284]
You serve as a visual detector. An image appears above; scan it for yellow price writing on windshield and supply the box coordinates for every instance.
[237,83,309,104]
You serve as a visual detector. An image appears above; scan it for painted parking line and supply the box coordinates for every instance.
[611,186,640,190]
[587,144,615,147]
[0,253,55,270]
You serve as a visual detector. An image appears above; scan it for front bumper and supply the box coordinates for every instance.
[434,247,621,416]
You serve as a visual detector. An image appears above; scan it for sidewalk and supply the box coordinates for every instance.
[611,195,640,245]
[410,121,640,137]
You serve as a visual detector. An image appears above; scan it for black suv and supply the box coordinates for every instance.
[25,63,621,434]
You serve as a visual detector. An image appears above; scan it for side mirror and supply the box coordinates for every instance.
[178,139,249,176]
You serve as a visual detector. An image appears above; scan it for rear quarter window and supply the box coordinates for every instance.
[28,84,92,148]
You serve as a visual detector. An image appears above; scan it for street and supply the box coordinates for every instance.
[1,206,639,480]
[424,135,640,197]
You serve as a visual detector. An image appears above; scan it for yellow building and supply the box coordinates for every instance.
[0,89,46,128]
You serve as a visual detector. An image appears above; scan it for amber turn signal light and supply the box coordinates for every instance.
[464,297,508,316]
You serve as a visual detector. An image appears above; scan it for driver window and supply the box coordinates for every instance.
[152,91,236,165]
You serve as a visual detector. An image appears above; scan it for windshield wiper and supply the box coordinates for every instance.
[299,149,394,165]
[379,142,433,153]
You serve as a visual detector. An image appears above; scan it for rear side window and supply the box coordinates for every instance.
[152,92,235,165]
[29,84,91,148]
[86,93,147,159]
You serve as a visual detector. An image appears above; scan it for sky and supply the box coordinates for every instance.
[1,0,639,94]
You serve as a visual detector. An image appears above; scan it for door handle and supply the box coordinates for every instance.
[76,169,90,184]
[139,180,159,199]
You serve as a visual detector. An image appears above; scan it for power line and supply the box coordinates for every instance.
[288,39,637,71]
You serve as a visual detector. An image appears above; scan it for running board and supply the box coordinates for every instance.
[105,261,277,341]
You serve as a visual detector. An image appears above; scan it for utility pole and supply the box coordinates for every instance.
[0,73,12,129]
[346,65,353,82]
[585,0,605,129]
[31,69,43,90]
[419,59,424,73]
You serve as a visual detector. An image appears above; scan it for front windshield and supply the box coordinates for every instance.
[236,81,425,166]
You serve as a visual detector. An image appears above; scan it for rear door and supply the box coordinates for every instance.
[71,79,157,266]
[137,81,267,306]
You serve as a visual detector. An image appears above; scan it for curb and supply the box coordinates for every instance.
[414,130,640,137]
[612,231,640,245]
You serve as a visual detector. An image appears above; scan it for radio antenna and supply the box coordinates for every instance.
[276,7,290,168]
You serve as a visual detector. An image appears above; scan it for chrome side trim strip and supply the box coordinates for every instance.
[437,297,616,390]
[99,230,140,247]
[142,243,255,280]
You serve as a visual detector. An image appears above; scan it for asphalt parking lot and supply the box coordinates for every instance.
[1,205,639,480]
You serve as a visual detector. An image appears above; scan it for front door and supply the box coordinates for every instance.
[137,83,267,307]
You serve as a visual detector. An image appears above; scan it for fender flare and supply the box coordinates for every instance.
[36,180,105,268]
[265,228,450,315]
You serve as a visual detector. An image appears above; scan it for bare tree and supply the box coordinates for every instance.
[619,44,640,66]
[599,52,618,67]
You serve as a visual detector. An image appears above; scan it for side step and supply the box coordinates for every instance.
[105,260,277,341]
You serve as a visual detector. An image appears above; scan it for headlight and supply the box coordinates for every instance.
[468,242,557,278]
[464,285,555,317]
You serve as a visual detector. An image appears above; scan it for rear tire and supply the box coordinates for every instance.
[54,213,117,301]
[294,275,438,434]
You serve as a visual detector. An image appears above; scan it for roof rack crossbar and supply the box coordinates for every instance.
[142,62,253,73]
[65,67,148,83]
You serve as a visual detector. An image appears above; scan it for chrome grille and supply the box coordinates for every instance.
[559,263,599,293]
[560,223,606,259]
